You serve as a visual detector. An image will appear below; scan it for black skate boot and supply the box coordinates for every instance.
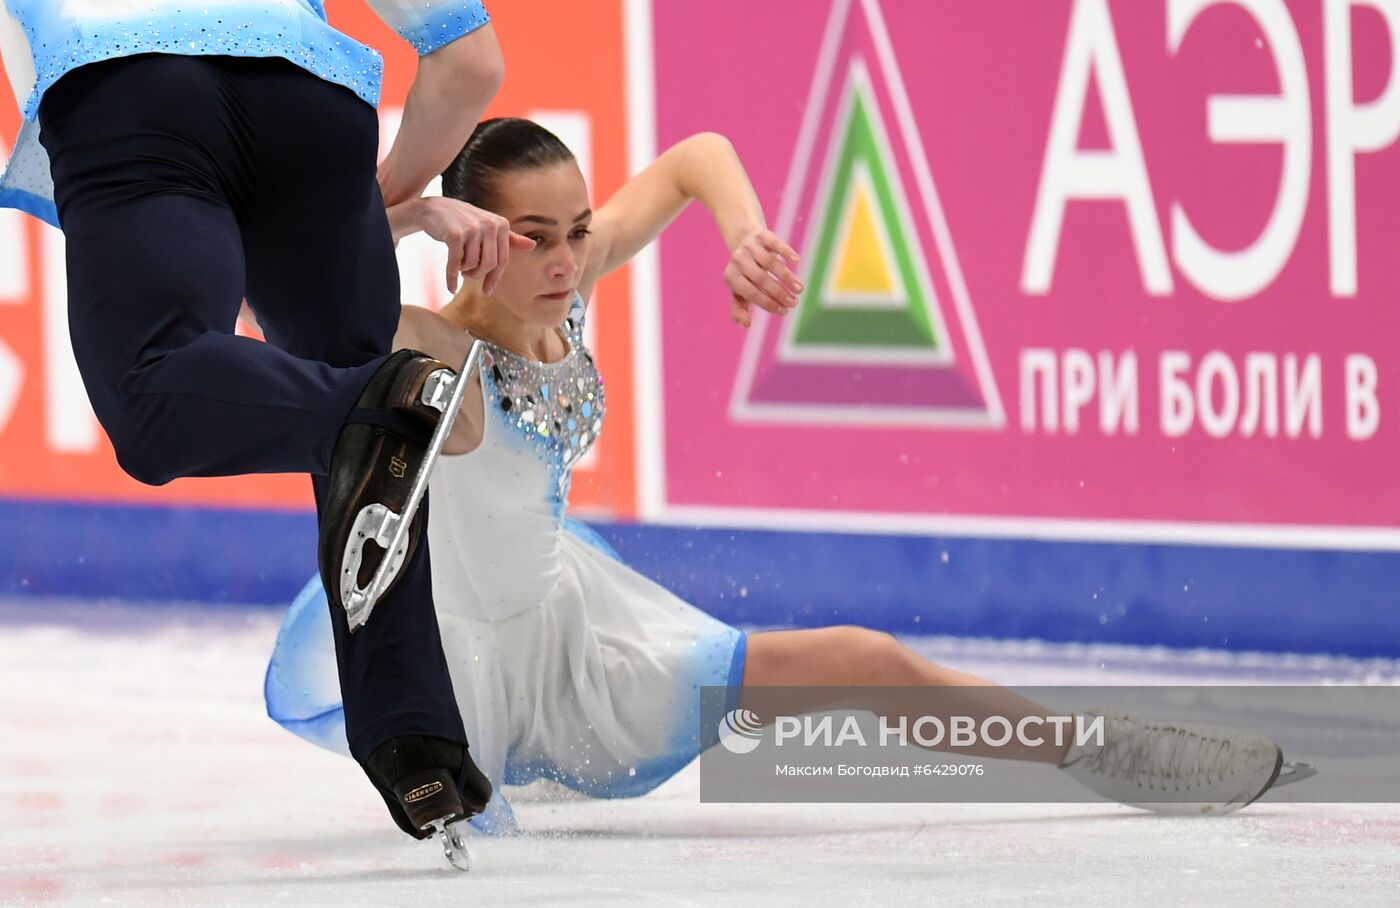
[364,735,492,869]
[321,349,473,632]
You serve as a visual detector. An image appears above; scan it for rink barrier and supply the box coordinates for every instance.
[2,498,1397,658]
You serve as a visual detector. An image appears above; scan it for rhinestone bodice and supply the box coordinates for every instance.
[479,302,605,479]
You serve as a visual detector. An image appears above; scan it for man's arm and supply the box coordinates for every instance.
[361,3,522,293]
[377,23,504,208]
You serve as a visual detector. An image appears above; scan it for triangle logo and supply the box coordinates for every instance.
[827,165,904,306]
[731,0,1004,427]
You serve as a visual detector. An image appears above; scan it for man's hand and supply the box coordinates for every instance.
[394,197,536,295]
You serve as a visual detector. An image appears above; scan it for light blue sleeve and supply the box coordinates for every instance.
[362,0,490,56]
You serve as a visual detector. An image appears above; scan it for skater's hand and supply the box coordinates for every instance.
[723,227,802,329]
[410,197,536,296]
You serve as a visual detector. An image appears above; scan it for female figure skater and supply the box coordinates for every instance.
[267,119,1293,839]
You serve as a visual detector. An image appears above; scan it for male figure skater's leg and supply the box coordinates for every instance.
[233,56,469,765]
[40,55,385,485]
[41,54,476,829]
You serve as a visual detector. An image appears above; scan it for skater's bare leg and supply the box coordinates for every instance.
[742,627,1070,764]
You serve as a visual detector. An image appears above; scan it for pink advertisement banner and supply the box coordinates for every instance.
[651,0,1400,540]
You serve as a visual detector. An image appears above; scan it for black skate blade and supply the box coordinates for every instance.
[1273,761,1318,787]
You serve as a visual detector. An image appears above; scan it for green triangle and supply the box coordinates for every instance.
[791,80,940,350]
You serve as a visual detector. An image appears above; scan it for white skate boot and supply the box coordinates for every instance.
[1059,711,1285,815]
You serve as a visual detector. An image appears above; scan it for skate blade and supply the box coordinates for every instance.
[427,817,472,872]
[342,340,484,631]
[1273,761,1319,788]
[341,503,409,631]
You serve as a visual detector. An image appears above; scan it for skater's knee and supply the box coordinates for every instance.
[100,398,179,487]
[111,434,178,486]
[829,626,908,682]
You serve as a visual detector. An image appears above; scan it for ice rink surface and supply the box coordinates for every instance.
[2,601,1397,907]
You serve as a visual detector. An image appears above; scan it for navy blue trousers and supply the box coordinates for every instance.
[39,54,468,762]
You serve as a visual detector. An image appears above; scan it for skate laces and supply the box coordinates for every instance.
[1083,716,1247,792]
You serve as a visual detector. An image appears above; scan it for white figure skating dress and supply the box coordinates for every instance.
[265,297,748,833]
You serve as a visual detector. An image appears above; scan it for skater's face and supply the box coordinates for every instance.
[491,162,592,327]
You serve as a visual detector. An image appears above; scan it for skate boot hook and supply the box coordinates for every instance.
[342,339,485,631]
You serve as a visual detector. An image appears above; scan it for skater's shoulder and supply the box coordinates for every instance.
[394,304,473,360]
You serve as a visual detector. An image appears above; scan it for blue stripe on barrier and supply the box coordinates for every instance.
[585,524,1400,658]
[2,498,1397,657]
[0,498,315,604]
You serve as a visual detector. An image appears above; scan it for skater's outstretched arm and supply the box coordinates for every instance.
[582,132,803,327]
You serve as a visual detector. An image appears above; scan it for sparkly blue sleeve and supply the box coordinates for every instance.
[365,0,490,56]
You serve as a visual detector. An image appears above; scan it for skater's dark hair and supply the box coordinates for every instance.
[441,118,576,210]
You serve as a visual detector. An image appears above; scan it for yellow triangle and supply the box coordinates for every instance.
[832,181,898,296]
